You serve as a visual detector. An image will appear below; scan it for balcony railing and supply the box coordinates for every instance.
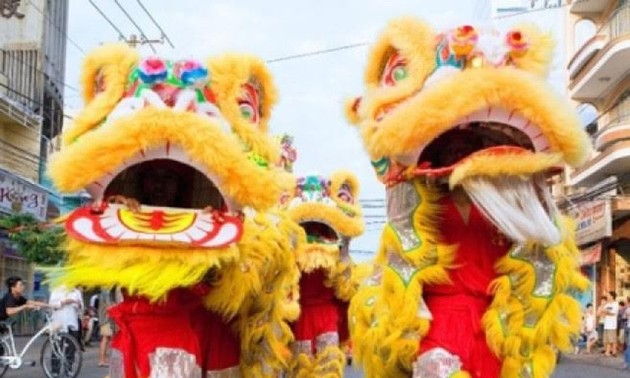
[608,4,630,39]
[595,113,630,138]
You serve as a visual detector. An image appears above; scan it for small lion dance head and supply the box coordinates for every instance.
[282,171,364,273]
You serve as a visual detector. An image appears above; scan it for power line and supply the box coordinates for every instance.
[492,0,588,19]
[26,0,86,55]
[89,0,128,42]
[136,0,175,48]
[266,42,368,64]
[113,0,158,53]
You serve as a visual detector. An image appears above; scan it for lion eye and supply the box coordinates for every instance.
[381,52,408,87]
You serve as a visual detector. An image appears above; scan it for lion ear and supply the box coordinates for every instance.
[344,97,362,126]
[63,43,139,145]
[364,17,436,87]
[207,54,278,133]
[330,171,360,204]
[506,23,555,77]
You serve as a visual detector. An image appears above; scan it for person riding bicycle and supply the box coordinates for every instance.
[0,277,48,323]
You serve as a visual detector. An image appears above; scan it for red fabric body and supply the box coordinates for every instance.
[109,288,204,378]
[292,269,341,353]
[419,196,510,378]
[191,307,240,371]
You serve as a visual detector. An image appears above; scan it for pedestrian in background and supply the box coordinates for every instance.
[599,291,619,357]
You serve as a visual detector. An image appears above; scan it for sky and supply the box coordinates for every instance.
[63,0,573,260]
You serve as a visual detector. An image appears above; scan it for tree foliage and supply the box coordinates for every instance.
[0,213,65,266]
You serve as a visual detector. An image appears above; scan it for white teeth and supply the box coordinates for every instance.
[155,234,172,242]
[195,220,215,232]
[119,230,137,240]
[138,233,154,240]
[107,225,126,239]
[71,218,105,242]
[172,233,192,243]
[100,216,118,229]
[410,107,553,166]
[173,89,197,111]
[200,223,238,247]
[186,227,207,241]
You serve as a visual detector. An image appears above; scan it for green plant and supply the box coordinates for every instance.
[0,213,65,266]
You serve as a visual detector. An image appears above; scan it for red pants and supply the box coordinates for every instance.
[192,308,240,371]
[418,294,501,378]
[110,288,240,377]
[292,303,339,354]
[109,293,202,378]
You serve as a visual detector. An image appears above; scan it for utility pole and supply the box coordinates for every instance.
[125,34,163,51]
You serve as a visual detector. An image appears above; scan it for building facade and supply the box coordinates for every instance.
[565,0,630,305]
[0,0,69,303]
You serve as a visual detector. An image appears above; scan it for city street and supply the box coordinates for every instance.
[5,336,629,378]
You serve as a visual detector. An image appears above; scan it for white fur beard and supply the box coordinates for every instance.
[461,174,561,247]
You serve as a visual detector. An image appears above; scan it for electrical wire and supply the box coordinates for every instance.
[26,0,86,55]
[136,0,175,48]
[88,0,128,42]
[113,0,157,53]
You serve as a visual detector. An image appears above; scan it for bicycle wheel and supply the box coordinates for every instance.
[0,338,10,378]
[40,333,83,378]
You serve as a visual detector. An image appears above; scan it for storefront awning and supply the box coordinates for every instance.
[610,238,630,263]
[580,243,602,266]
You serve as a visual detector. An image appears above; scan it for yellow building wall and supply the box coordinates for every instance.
[0,120,40,182]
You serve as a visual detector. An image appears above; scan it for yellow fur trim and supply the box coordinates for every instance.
[287,202,364,239]
[349,182,456,377]
[359,68,592,167]
[64,43,139,145]
[49,109,283,211]
[363,17,435,91]
[482,217,588,377]
[378,182,446,266]
[238,212,304,377]
[208,54,280,164]
[56,238,235,301]
[510,24,555,77]
[349,18,590,168]
[289,345,345,378]
[344,97,361,126]
[449,152,563,188]
[295,245,339,273]
[329,170,362,213]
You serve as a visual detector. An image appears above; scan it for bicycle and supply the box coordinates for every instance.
[0,309,82,378]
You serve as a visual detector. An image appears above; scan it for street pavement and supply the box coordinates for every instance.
[343,355,629,378]
[5,337,628,377]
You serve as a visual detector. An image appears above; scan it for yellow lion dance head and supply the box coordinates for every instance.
[283,171,364,274]
[48,44,301,374]
[346,18,592,378]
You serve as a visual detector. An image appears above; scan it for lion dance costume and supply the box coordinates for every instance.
[281,172,364,377]
[48,44,302,378]
[345,18,592,378]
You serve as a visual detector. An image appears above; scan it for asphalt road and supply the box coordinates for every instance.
[5,337,627,378]
[344,359,628,378]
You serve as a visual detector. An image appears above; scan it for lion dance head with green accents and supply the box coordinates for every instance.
[280,171,364,377]
[283,171,364,273]
[345,18,592,378]
[48,44,301,376]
